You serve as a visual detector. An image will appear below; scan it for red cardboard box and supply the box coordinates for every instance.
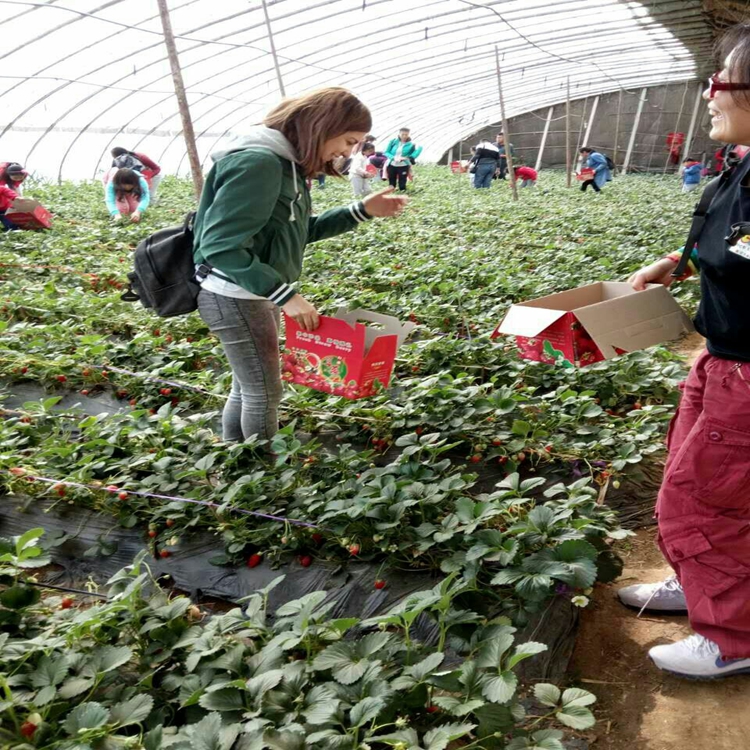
[6,198,52,230]
[576,168,595,182]
[492,282,694,367]
[282,308,415,399]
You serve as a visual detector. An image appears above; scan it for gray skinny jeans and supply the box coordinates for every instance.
[197,290,282,442]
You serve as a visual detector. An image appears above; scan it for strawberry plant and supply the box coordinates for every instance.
[0,530,596,749]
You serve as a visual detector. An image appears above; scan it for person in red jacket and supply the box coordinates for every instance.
[0,183,19,230]
[111,147,162,203]
[513,164,538,188]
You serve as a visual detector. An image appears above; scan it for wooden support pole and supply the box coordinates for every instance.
[684,82,704,160]
[262,0,286,97]
[623,88,647,174]
[495,46,518,200]
[535,105,554,172]
[157,0,203,200]
[664,80,689,173]
[613,89,623,170]
[575,97,589,156]
[583,95,599,148]
[565,77,572,188]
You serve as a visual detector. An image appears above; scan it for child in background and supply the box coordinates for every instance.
[104,168,150,223]
[514,164,538,188]
[681,157,702,193]
[349,142,376,198]
[0,162,28,195]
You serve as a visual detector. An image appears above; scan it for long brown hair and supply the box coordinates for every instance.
[264,87,372,176]
[112,168,142,200]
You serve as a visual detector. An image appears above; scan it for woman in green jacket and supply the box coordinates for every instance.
[192,88,406,443]
[384,128,422,191]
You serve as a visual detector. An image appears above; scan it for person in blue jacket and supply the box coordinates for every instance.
[681,157,703,193]
[385,128,422,191]
[579,147,611,193]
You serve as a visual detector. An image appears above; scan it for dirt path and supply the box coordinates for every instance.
[570,331,750,750]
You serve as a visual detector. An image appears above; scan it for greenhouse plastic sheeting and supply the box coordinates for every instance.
[0,0,713,181]
[0,497,579,682]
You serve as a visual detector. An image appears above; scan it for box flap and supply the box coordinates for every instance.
[496,304,569,337]
[335,307,416,350]
[572,284,694,359]
[7,197,41,214]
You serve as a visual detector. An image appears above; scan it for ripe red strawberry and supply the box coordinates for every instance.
[116,390,128,399]
[633,402,643,410]
[80,389,90,396]
[53,483,66,497]
[147,529,157,538]
[165,335,173,343]
[545,445,553,452]
[299,555,312,567]
[492,438,503,446]
[20,721,37,738]
[498,456,508,465]
[56,374,67,383]
[311,533,324,545]
[159,549,171,558]
[348,544,360,556]
[160,388,171,396]
[165,519,175,527]
[153,329,160,337]
[247,553,263,568]
[426,705,439,714]
[374,579,386,590]
[60,597,73,609]
[117,491,128,500]
[20,366,28,374]
[20,416,31,423]
[81,368,90,376]
[101,370,109,378]
[469,454,482,464]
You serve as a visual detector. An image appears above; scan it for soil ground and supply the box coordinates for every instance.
[570,332,750,750]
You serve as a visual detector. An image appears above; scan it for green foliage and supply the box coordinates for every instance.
[0,536,597,748]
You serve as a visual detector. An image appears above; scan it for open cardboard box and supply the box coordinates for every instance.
[6,197,52,230]
[283,308,415,399]
[492,281,694,367]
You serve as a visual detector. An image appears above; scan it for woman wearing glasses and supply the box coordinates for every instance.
[618,25,750,679]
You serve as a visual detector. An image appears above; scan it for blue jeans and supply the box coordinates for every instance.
[197,290,282,442]
[474,161,496,188]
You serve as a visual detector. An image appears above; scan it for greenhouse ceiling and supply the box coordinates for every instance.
[0,0,722,181]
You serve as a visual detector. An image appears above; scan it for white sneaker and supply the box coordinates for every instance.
[617,575,687,613]
[649,634,750,679]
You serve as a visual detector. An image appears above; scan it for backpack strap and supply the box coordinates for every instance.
[671,172,728,278]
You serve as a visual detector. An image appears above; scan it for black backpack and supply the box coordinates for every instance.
[113,153,145,172]
[121,212,223,317]
[605,155,615,171]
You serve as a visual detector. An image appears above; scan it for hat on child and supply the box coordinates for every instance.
[6,163,27,177]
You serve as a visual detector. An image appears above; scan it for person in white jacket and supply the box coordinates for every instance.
[349,142,376,198]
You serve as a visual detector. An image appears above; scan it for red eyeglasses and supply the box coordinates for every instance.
[707,72,750,98]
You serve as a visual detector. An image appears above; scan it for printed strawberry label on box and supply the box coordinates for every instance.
[283,308,415,399]
[492,281,694,367]
[6,197,52,230]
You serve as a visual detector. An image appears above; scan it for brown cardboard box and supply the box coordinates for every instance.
[492,282,694,367]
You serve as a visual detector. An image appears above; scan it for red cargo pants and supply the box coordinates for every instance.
[657,350,750,659]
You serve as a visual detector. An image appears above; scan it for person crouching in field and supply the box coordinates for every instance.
[104,168,150,223]
[514,164,538,188]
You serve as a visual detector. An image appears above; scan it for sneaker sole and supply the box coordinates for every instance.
[618,599,688,615]
[651,662,750,680]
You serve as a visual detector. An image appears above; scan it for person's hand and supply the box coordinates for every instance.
[130,211,141,223]
[362,187,408,218]
[282,293,320,332]
[112,213,123,223]
[628,257,678,291]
